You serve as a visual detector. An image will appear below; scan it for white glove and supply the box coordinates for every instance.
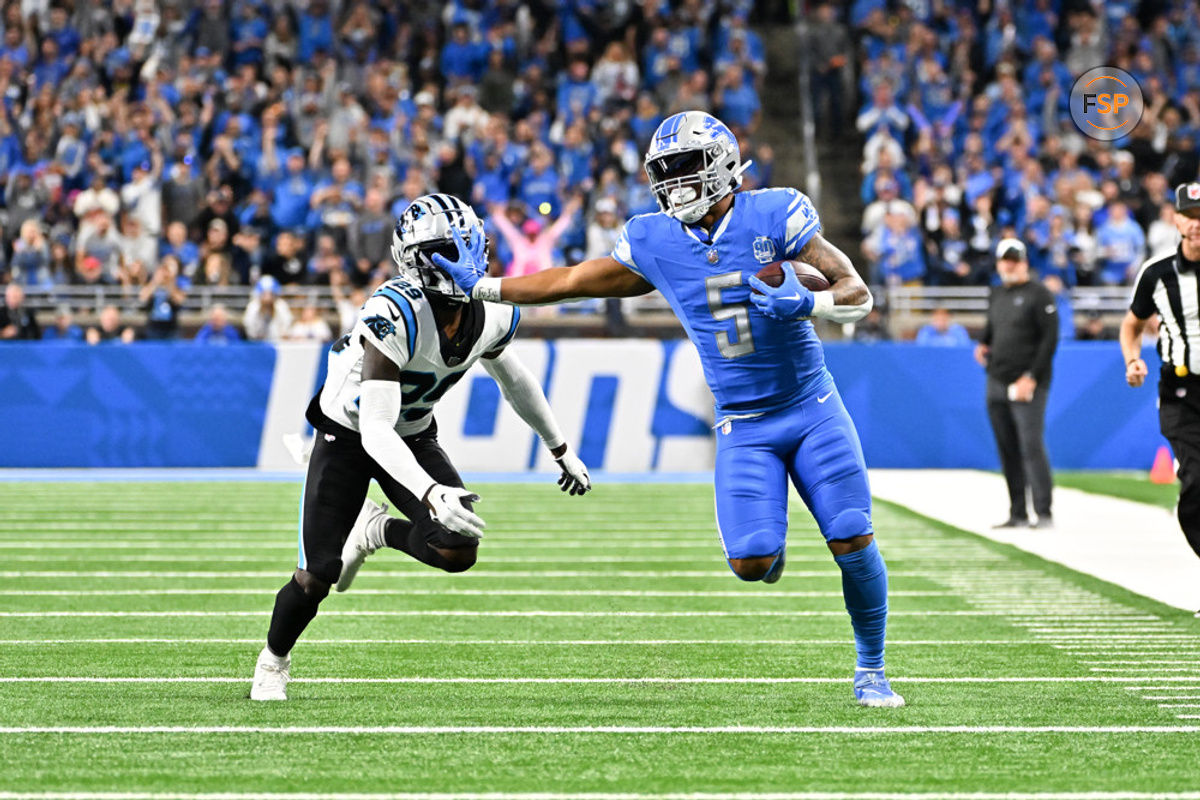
[553,445,591,496]
[424,484,486,538]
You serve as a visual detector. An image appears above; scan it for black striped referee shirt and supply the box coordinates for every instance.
[1130,247,1200,374]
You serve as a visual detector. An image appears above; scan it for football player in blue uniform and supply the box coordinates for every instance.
[435,111,902,707]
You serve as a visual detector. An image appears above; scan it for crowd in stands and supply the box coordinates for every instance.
[830,0,1200,290]
[0,0,773,343]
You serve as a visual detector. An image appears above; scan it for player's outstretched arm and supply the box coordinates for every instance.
[797,233,874,322]
[359,341,486,537]
[478,257,653,304]
[481,348,591,495]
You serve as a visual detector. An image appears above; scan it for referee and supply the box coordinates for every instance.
[975,238,1059,529]
[1120,182,1200,574]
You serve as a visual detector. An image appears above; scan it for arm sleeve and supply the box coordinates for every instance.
[481,348,566,451]
[359,379,437,500]
[1029,287,1059,381]
[1129,261,1158,320]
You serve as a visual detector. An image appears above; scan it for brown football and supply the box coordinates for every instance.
[752,260,831,293]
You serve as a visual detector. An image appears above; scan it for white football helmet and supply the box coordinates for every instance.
[644,111,751,224]
[391,193,485,303]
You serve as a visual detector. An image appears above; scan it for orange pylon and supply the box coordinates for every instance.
[1150,445,1176,484]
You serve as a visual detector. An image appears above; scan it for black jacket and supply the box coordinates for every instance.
[980,279,1059,385]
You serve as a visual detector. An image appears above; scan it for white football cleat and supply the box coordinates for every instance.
[337,499,390,592]
[853,668,905,708]
[250,646,290,701]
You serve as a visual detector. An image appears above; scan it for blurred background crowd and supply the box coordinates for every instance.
[0,0,1198,344]
[843,0,1199,291]
[0,0,776,342]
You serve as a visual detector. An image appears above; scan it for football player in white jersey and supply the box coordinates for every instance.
[251,193,590,701]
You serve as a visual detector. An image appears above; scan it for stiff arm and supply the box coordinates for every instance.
[473,257,654,304]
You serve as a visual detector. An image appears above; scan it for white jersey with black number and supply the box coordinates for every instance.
[319,276,521,437]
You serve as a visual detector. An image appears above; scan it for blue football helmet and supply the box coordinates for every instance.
[391,193,484,303]
[644,111,751,224]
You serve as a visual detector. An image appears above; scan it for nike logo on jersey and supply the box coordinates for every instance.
[817,392,833,403]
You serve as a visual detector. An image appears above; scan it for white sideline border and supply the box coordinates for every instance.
[2,676,1200,684]
[4,794,1200,800]
[869,469,1200,612]
[0,724,1197,734]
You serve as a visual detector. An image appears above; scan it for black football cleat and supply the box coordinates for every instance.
[992,517,1030,529]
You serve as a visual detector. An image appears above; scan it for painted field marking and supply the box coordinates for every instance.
[4,792,1200,800]
[3,676,1200,685]
[0,639,1032,647]
[0,610,1156,619]
[0,724,1196,734]
[0,589,955,599]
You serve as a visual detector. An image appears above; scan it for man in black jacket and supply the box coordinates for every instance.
[974,238,1060,528]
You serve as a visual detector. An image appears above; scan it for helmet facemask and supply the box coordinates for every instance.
[391,196,485,304]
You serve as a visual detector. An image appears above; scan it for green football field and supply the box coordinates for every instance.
[1,478,1198,797]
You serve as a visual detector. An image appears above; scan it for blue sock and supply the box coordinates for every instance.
[833,539,888,671]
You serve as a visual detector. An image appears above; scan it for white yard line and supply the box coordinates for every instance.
[0,589,953,598]
[0,638,1034,646]
[1,676,1199,685]
[1,792,1200,800]
[869,469,1200,612]
[0,610,1148,618]
[0,724,1195,734]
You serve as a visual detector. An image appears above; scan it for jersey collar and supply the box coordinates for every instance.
[682,197,736,246]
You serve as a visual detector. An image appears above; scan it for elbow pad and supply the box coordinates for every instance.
[810,289,873,324]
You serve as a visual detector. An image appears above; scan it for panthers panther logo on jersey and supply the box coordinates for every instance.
[363,315,396,341]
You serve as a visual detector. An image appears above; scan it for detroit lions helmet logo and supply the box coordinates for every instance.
[753,236,776,264]
[363,314,396,341]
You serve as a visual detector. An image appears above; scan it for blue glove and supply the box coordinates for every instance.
[431,227,487,295]
[746,264,815,320]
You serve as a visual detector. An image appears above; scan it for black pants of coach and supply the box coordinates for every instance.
[1159,388,1200,559]
[986,377,1053,521]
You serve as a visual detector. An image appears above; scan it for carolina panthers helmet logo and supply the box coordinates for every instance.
[363,314,396,340]
[753,236,776,264]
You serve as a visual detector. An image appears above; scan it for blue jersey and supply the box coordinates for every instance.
[612,187,826,417]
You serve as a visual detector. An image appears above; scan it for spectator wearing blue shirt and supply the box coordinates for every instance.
[231,3,269,67]
[1041,275,1075,342]
[642,27,674,90]
[518,144,561,217]
[308,156,363,231]
[870,208,926,285]
[194,304,243,345]
[856,82,909,140]
[714,64,761,134]
[42,305,84,342]
[297,0,335,63]
[441,23,487,84]
[267,149,315,230]
[45,8,81,58]
[0,27,30,68]
[1095,201,1146,285]
[556,58,599,126]
[916,308,972,346]
[31,38,69,90]
[556,122,595,192]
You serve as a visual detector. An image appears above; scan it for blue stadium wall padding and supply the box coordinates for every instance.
[0,340,1164,470]
[823,342,1164,470]
[0,343,276,467]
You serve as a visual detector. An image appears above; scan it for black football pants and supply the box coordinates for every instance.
[986,378,1053,521]
[1159,394,1200,559]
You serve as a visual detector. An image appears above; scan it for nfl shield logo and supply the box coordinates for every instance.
[753,236,777,264]
[1189,185,1200,200]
